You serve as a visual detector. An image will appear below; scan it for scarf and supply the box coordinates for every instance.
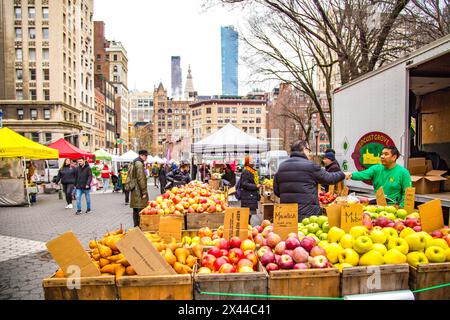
[245,166,259,185]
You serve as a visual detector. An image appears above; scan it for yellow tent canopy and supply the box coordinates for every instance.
[0,127,59,159]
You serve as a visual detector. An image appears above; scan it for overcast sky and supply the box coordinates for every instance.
[93,0,259,96]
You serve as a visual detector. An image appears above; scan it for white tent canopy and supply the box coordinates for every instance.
[192,123,268,154]
[153,156,164,164]
[119,150,139,162]
[146,155,155,163]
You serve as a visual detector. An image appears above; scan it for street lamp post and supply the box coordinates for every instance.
[315,129,320,156]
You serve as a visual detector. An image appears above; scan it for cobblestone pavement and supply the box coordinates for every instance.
[0,182,161,300]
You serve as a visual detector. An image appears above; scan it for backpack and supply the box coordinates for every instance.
[235,178,242,200]
[124,162,136,192]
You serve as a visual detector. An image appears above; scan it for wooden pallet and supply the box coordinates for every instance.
[409,262,450,300]
[341,264,409,296]
[186,212,225,230]
[268,268,340,299]
[193,262,268,300]
[42,275,117,300]
[116,274,193,300]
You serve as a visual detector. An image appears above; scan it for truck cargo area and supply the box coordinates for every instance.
[409,51,450,207]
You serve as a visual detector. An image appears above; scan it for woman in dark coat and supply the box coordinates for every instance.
[55,158,77,209]
[158,164,167,194]
[323,152,342,192]
[222,164,236,187]
[240,156,260,221]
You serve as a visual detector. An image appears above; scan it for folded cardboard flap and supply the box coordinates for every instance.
[46,231,101,277]
[116,228,176,276]
[159,215,183,243]
[408,158,427,175]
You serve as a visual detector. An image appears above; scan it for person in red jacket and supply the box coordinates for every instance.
[101,163,111,193]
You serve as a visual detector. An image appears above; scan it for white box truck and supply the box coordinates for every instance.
[332,35,450,207]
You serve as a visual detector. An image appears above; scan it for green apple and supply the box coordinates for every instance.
[315,229,323,237]
[359,250,384,266]
[300,227,309,235]
[326,243,344,264]
[382,227,398,239]
[370,229,387,244]
[396,209,408,220]
[338,248,360,266]
[339,234,354,249]
[370,212,379,220]
[407,251,429,267]
[407,212,420,219]
[319,233,328,241]
[399,227,416,239]
[425,246,446,263]
[309,215,318,224]
[349,226,368,239]
[385,206,397,214]
[364,205,378,213]
[404,233,427,251]
[307,223,320,234]
[321,222,330,233]
[427,238,449,250]
[376,206,386,213]
[328,227,346,243]
[302,218,310,226]
[386,213,397,221]
[353,236,374,254]
[317,215,328,227]
[387,237,409,255]
[384,248,407,264]
[378,211,389,218]
[372,243,387,255]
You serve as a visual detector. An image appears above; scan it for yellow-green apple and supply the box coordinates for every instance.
[328,227,346,243]
[318,240,330,249]
[370,229,387,244]
[404,233,427,251]
[240,239,256,252]
[339,234,354,249]
[338,248,359,266]
[427,238,449,250]
[353,236,374,254]
[279,254,295,269]
[396,209,408,219]
[425,246,447,263]
[317,215,328,227]
[326,243,344,264]
[383,248,407,264]
[387,237,409,255]
[349,226,368,239]
[292,247,309,263]
[359,250,384,266]
[197,267,212,274]
[407,251,429,267]
[219,263,236,273]
[399,227,415,239]
[372,243,387,255]
[307,223,320,234]
[382,227,398,239]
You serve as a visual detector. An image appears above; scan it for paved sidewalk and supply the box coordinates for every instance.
[0,182,161,300]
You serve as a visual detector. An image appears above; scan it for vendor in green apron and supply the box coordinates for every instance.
[345,146,412,207]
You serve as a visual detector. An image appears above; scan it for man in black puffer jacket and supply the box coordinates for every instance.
[274,140,345,221]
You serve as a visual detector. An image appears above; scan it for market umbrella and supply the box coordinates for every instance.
[0,127,59,159]
[94,149,113,161]
[48,138,93,161]
[119,150,139,162]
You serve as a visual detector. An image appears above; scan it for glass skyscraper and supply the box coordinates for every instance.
[171,56,182,99]
[221,26,238,96]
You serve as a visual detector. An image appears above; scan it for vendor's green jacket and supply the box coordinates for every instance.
[351,164,412,207]
[130,158,148,209]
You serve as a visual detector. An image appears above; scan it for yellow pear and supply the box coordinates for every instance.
[175,248,189,264]
[115,265,126,278]
[186,255,197,268]
[99,258,110,268]
[164,248,177,266]
[174,262,187,274]
[98,243,112,258]
[117,258,130,267]
[108,253,124,262]
[126,266,137,275]
[88,240,98,249]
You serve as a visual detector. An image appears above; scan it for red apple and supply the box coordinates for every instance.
[284,249,293,257]
[292,247,309,263]
[274,254,281,265]
[198,227,213,238]
[245,252,258,266]
[443,235,450,247]
[240,239,256,252]
[300,236,316,252]
[294,263,309,270]
[207,247,222,258]
[229,237,242,249]
[254,234,264,246]
[251,227,259,238]
[310,246,326,257]
[214,256,230,271]
[430,230,444,238]
[262,226,274,238]
[274,241,286,255]
[413,226,422,232]
[255,225,263,233]
[261,220,272,228]
[219,263,236,273]
[228,248,244,264]
[257,246,271,258]
[215,238,229,250]
[267,233,282,249]
[260,251,276,266]
[220,249,229,257]
[285,237,301,250]
[237,258,254,270]
[287,232,299,239]
[279,254,295,269]
[265,263,279,272]
[202,254,216,270]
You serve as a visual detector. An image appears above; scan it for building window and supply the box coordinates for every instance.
[256,118,261,124]
[43,69,49,80]
[249,127,255,134]
[114,54,118,61]
[16,69,23,80]
[224,118,230,123]
[218,107,223,113]
[256,127,261,134]
[113,76,118,82]
[256,108,262,114]
[17,108,24,119]
[15,48,22,60]
[17,90,24,100]
[42,7,49,19]
[242,108,248,114]
[43,108,51,120]
[113,65,118,72]
[232,107,237,114]
[249,108,255,114]
[31,132,39,142]
[232,118,237,123]
[44,90,50,101]
[42,28,49,40]
[29,69,36,81]
[206,107,211,114]
[242,127,247,132]
[31,109,37,120]
[225,107,230,113]
[28,7,36,19]
[218,119,223,124]
[28,28,36,39]
[15,7,22,19]
[29,48,36,60]
[15,28,22,40]
[30,90,37,101]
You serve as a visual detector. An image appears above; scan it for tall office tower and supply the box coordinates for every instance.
[171,56,182,99]
[221,26,238,96]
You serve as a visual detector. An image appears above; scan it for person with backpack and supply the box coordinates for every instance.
[236,156,261,226]
[151,163,160,188]
[166,161,191,190]
[54,158,77,209]
[126,150,149,227]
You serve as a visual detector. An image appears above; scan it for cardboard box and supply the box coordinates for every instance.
[408,158,447,194]
[116,228,176,276]
[46,231,101,277]
[223,208,249,240]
